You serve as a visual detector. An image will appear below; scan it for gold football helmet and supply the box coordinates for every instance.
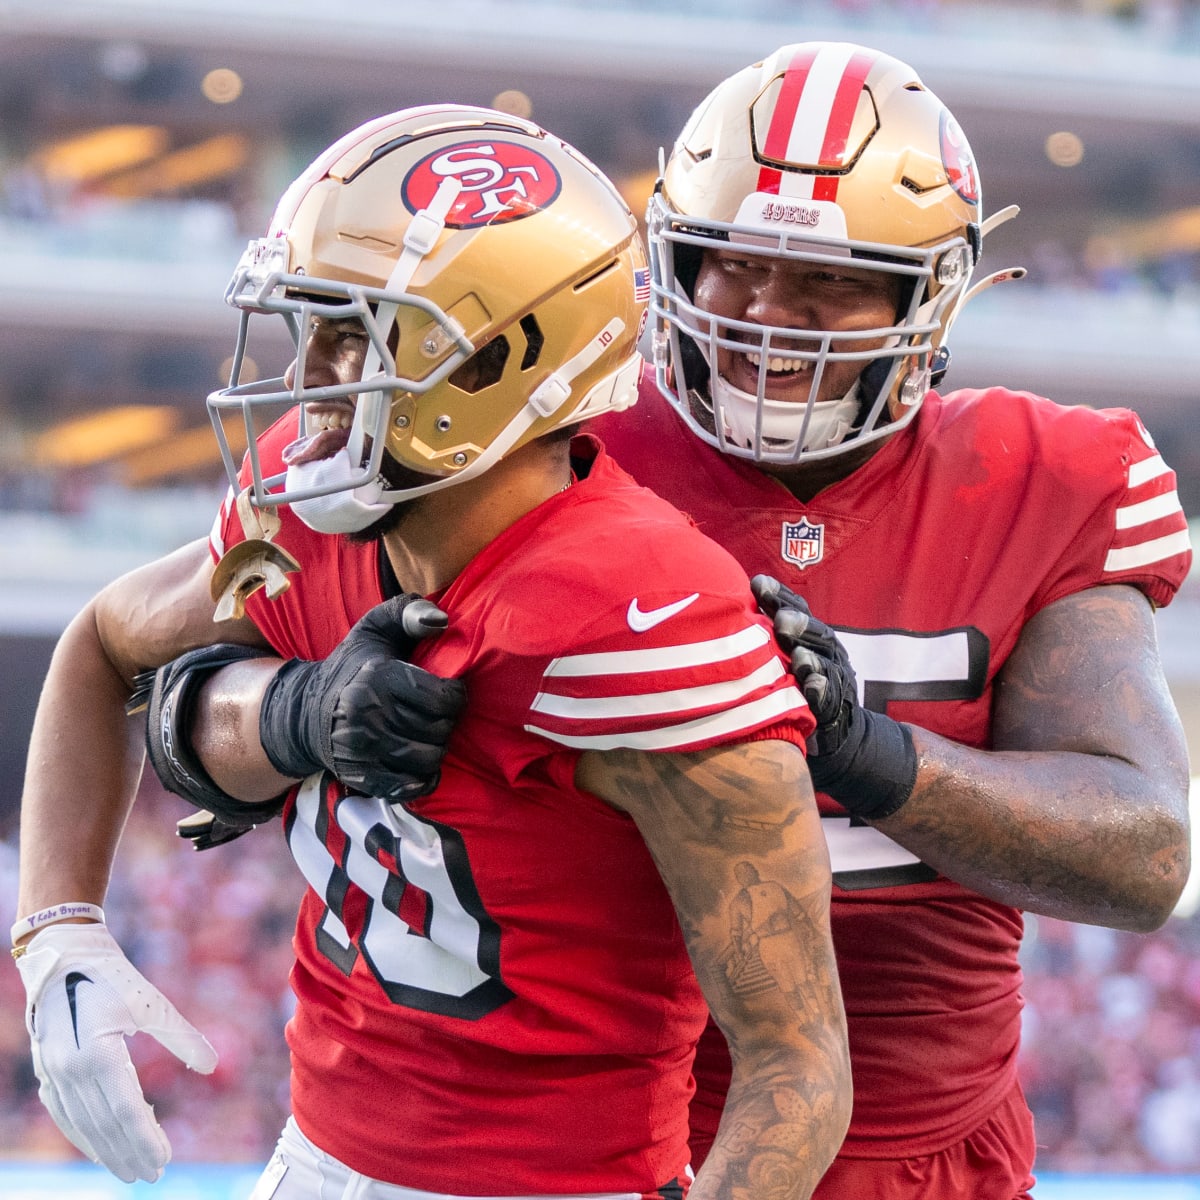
[209,105,647,520]
[647,42,1023,465]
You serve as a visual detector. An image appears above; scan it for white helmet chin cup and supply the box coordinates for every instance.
[712,371,860,454]
[285,448,394,534]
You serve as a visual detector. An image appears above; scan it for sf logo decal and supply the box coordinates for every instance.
[403,140,563,228]
[939,112,979,205]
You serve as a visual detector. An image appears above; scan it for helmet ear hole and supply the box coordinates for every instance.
[449,336,512,394]
[519,314,545,370]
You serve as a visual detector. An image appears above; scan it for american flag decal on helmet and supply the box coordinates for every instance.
[633,267,650,302]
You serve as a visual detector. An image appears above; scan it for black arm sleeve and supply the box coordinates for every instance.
[142,643,290,825]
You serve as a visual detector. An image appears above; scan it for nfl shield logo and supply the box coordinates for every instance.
[781,517,824,569]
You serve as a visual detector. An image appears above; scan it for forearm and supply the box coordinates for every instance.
[192,659,297,802]
[19,539,273,903]
[17,611,144,917]
[692,881,849,1200]
[697,1032,850,1200]
[768,581,1193,930]
[876,726,1190,929]
[579,742,851,1199]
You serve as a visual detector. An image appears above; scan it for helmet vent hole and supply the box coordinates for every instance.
[519,314,544,370]
[574,259,619,292]
[448,335,511,394]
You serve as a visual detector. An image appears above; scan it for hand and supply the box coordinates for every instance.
[15,923,217,1183]
[259,593,467,800]
[751,574,917,820]
[751,574,859,734]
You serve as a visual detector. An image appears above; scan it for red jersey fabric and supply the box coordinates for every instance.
[210,422,812,1195]
[589,368,1192,1169]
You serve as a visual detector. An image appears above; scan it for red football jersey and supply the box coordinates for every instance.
[589,368,1192,1164]
[210,425,812,1194]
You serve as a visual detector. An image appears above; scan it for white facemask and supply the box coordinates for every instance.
[285,447,394,535]
[712,371,860,455]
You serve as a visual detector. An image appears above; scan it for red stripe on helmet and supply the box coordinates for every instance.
[812,50,875,204]
[812,177,840,202]
[755,46,877,204]
[820,50,875,167]
[756,45,820,193]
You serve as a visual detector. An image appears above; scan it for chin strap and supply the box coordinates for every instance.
[371,316,634,505]
[354,175,465,455]
[714,371,862,454]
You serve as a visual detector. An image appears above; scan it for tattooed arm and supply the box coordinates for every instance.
[577,741,851,1200]
[874,586,1191,929]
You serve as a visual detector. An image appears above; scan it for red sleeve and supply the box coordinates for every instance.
[524,591,811,753]
[1087,411,1192,608]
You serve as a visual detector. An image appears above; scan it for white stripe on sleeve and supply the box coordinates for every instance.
[525,686,805,751]
[1114,489,1182,530]
[1128,454,1169,489]
[1104,529,1193,573]
[531,659,786,720]
[543,624,770,678]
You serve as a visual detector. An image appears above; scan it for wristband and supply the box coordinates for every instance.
[11,902,105,948]
[808,712,918,822]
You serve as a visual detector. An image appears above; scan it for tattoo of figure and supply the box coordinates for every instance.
[724,861,822,1019]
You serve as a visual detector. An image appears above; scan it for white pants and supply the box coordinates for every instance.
[249,1117,645,1200]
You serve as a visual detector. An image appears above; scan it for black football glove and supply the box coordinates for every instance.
[259,593,467,803]
[751,574,917,820]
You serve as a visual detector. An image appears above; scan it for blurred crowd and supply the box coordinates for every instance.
[2,777,1199,1174]
[1021,909,1200,1171]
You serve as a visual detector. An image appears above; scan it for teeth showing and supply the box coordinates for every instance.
[745,351,810,374]
[308,409,353,431]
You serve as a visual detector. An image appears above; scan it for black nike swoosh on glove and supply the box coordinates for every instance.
[64,971,94,1048]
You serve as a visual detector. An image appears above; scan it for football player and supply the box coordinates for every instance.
[14,106,850,1199]
[173,45,1194,1200]
[588,41,1193,1199]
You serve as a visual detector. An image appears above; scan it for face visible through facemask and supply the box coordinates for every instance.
[691,248,903,453]
[279,313,407,535]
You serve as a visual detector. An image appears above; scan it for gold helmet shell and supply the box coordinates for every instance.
[210,104,647,508]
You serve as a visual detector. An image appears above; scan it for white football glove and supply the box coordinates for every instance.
[15,923,218,1183]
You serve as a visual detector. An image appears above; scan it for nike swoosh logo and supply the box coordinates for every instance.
[627,592,700,633]
[64,971,93,1048]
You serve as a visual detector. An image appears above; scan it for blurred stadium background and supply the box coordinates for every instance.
[0,1,1198,1196]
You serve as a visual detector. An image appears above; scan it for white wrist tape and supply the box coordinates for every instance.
[11,902,105,946]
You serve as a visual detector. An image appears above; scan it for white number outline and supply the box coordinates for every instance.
[286,774,513,1018]
[823,624,989,891]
